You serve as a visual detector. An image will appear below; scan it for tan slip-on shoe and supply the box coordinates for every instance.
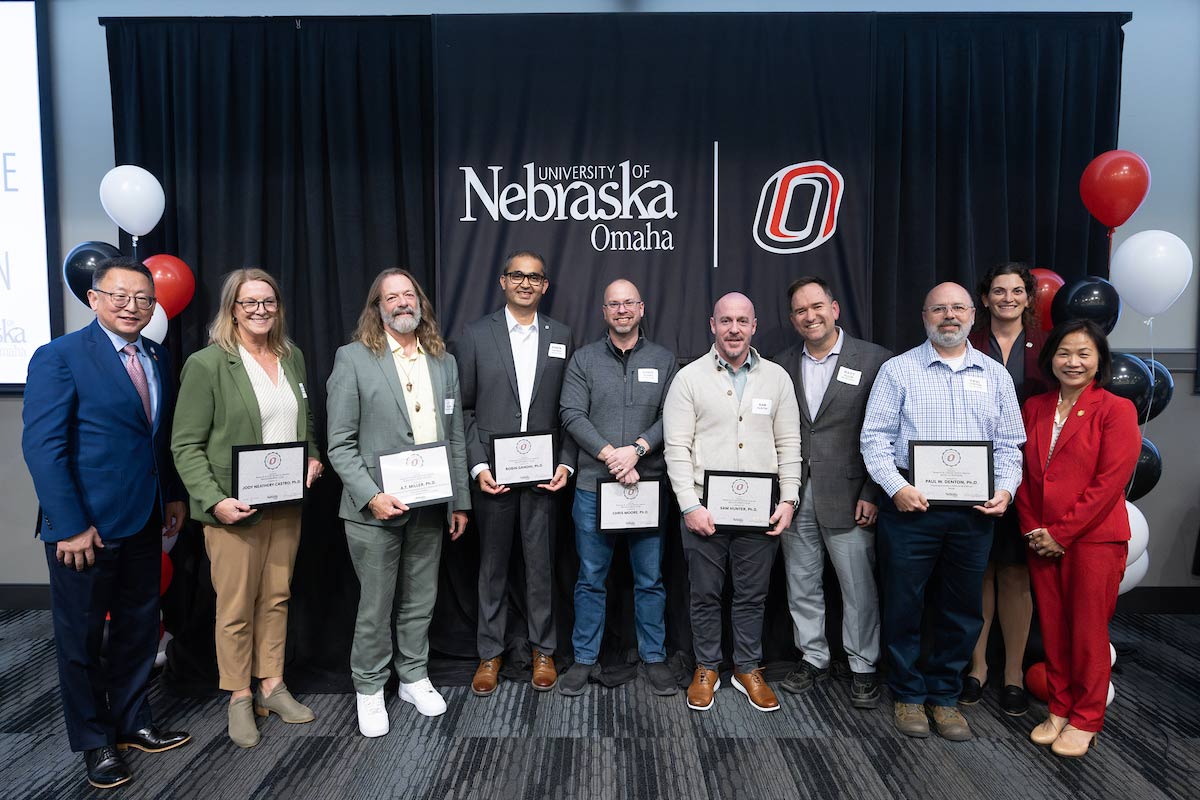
[229,696,261,748]
[1030,714,1069,746]
[254,683,315,723]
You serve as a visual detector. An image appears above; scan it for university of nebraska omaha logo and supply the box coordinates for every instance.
[752,161,844,254]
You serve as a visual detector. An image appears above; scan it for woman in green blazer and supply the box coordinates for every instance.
[171,268,323,748]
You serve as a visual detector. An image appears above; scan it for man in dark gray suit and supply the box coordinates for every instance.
[773,277,891,709]
[453,251,575,696]
[327,269,471,736]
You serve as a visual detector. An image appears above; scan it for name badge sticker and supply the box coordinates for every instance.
[548,343,567,359]
[298,382,308,399]
[444,398,455,415]
[836,366,862,386]
[963,375,988,393]
[751,398,772,415]
[637,368,659,383]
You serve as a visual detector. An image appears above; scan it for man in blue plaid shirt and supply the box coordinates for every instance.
[860,282,1025,743]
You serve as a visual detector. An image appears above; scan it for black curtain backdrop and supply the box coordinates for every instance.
[100,12,1127,695]
[872,13,1128,348]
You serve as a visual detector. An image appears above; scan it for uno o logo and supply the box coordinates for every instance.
[264,452,282,470]
[406,453,424,468]
[623,485,639,500]
[516,439,532,455]
[753,161,844,254]
[732,479,749,496]
[942,449,961,467]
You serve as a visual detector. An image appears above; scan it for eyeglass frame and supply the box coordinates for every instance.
[502,270,547,286]
[602,299,644,310]
[922,304,975,317]
[92,288,156,310]
[233,298,279,312]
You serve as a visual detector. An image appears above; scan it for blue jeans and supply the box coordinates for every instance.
[571,489,667,665]
[877,496,992,706]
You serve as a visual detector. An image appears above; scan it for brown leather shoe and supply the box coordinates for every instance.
[686,667,720,711]
[531,650,557,691]
[928,704,972,741]
[894,702,930,738]
[472,657,502,697]
[732,668,780,712]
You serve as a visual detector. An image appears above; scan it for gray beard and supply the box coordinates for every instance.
[384,306,420,335]
[927,322,969,349]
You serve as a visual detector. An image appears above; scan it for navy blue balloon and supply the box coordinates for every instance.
[1144,359,1174,422]
[63,240,121,306]
[1126,438,1162,502]
[1108,352,1153,420]
[1050,276,1122,334]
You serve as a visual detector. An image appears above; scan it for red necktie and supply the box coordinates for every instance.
[122,344,153,424]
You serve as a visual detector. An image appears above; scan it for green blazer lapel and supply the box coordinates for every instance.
[428,353,448,440]
[226,349,264,444]
[283,349,309,442]
[374,346,413,430]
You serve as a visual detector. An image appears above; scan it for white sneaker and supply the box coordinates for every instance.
[356,689,389,737]
[398,678,448,717]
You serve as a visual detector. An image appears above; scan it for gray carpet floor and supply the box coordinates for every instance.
[2,609,1198,799]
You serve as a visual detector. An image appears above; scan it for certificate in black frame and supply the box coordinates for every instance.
[907,439,994,507]
[701,470,779,533]
[596,478,662,534]
[488,429,557,489]
[230,441,307,509]
[376,439,455,509]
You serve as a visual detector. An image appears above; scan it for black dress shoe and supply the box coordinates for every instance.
[85,746,131,789]
[1000,684,1029,716]
[117,725,192,753]
[780,660,829,694]
[850,672,880,709]
[959,676,983,705]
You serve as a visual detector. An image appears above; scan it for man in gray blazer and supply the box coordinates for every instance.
[452,251,575,696]
[773,277,891,709]
[327,269,471,736]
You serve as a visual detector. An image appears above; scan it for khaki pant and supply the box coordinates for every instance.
[204,506,303,691]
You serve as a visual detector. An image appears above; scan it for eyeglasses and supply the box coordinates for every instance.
[234,298,278,312]
[503,271,546,287]
[603,300,643,310]
[923,304,974,317]
[93,289,155,310]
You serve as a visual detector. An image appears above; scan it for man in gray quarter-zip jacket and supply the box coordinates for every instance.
[663,292,802,715]
[557,279,680,698]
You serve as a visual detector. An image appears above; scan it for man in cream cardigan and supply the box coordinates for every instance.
[663,292,802,713]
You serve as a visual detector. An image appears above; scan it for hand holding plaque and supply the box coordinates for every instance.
[490,431,555,488]
[378,441,455,509]
[702,471,778,532]
[232,442,307,508]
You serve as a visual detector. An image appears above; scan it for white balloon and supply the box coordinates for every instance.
[1118,550,1150,595]
[142,303,168,343]
[1125,501,1149,565]
[1109,642,1116,667]
[1106,681,1115,707]
[99,165,165,237]
[1110,230,1193,317]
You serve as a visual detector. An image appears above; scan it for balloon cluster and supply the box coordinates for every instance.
[61,166,196,343]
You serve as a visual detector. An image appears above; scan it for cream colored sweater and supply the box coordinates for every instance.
[663,346,802,511]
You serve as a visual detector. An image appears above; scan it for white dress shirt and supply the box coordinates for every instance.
[505,306,539,432]
[801,327,844,415]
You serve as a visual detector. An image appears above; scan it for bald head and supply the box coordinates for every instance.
[922,282,975,352]
[602,278,645,341]
[710,292,757,367]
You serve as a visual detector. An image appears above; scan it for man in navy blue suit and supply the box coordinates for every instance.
[22,257,191,790]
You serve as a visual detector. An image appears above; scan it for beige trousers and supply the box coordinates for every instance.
[204,506,303,691]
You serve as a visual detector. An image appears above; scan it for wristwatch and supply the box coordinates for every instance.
[787,498,800,511]
[634,443,648,457]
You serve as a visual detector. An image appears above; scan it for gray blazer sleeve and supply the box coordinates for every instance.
[326,346,379,513]
[443,354,472,512]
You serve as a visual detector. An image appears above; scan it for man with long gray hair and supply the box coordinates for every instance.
[327,268,471,736]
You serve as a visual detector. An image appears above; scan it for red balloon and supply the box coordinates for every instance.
[145,253,196,320]
[160,551,174,596]
[1025,662,1049,702]
[1079,150,1150,229]
[1030,267,1066,332]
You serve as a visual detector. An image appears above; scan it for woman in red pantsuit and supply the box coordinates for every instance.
[1016,319,1141,758]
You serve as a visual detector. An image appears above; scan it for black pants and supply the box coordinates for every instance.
[473,486,557,659]
[680,523,779,673]
[45,510,161,751]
